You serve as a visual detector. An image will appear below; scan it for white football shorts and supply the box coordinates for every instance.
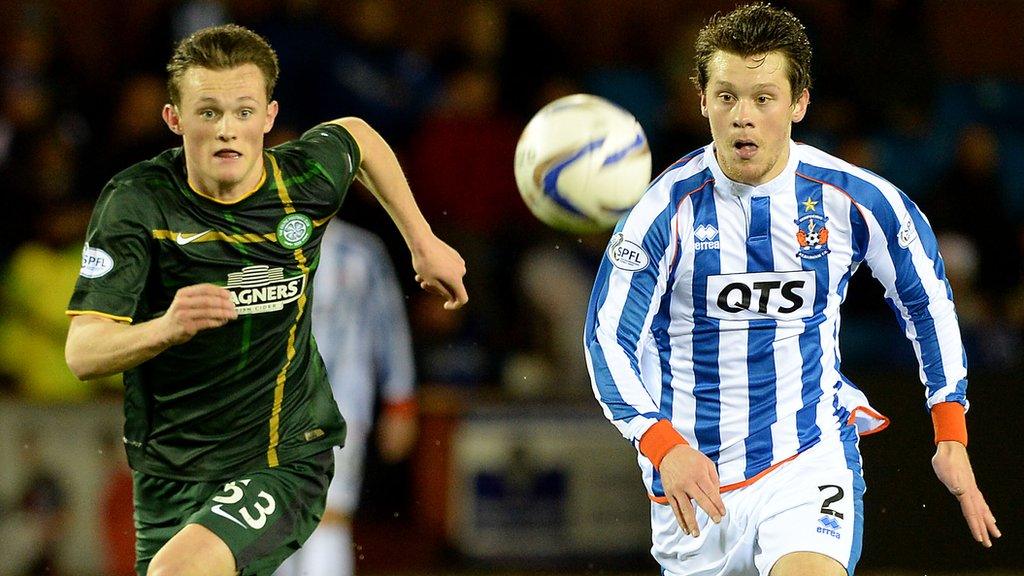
[652,434,864,576]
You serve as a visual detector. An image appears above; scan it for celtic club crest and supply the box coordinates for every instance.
[276,213,313,249]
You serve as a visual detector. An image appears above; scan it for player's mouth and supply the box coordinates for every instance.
[214,148,242,160]
[734,139,758,160]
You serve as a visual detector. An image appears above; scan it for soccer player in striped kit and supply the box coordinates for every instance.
[584,4,999,575]
[275,219,418,576]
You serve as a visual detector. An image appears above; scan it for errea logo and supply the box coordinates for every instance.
[694,224,720,251]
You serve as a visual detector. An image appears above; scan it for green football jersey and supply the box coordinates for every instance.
[68,124,361,480]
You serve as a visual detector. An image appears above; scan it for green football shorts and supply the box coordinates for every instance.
[133,449,334,576]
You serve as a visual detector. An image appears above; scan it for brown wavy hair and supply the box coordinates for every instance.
[692,3,812,101]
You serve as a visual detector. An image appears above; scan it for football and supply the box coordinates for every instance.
[514,94,652,234]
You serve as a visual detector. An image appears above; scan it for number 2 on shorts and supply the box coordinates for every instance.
[211,479,278,529]
[818,484,845,519]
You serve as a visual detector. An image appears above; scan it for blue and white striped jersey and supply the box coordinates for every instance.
[584,140,968,497]
[312,220,415,428]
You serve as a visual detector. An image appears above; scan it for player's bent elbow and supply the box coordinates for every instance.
[65,330,109,381]
[65,344,98,382]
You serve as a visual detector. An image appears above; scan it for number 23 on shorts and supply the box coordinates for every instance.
[209,479,278,530]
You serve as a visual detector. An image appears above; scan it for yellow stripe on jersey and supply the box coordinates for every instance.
[151,230,276,244]
[313,213,336,227]
[266,153,313,467]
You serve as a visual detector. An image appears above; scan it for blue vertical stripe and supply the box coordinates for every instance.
[841,422,866,573]
[654,224,683,418]
[900,195,953,300]
[585,255,642,422]
[690,186,722,462]
[744,195,777,476]
[794,173,827,451]
[849,203,869,265]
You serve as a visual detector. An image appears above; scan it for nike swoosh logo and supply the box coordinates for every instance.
[210,504,248,529]
[176,230,212,245]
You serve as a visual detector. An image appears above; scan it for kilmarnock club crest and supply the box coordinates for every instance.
[276,213,313,249]
[795,213,830,259]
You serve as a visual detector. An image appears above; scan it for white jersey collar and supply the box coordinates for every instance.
[707,139,799,198]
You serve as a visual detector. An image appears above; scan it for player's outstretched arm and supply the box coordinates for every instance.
[328,117,468,310]
[931,440,1001,547]
[659,444,726,538]
[65,283,237,380]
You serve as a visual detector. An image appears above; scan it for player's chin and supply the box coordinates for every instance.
[736,163,771,183]
[211,166,246,185]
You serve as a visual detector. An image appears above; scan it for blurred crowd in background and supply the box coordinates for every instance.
[0,0,1023,573]
[2,0,1024,403]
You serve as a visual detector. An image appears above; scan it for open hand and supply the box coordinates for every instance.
[932,441,1000,547]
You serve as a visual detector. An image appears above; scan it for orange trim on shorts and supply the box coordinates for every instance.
[648,452,801,505]
[846,405,891,437]
[931,401,967,446]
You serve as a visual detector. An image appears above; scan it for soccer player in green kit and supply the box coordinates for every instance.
[64,25,467,576]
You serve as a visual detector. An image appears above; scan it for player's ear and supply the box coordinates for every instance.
[791,89,810,123]
[163,104,183,135]
[700,92,709,118]
[264,100,279,134]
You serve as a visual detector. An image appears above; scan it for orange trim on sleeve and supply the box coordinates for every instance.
[931,401,967,446]
[65,310,134,324]
[384,399,418,418]
[639,419,688,470]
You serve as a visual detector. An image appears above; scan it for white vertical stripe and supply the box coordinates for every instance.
[670,201,699,443]
[713,192,750,477]
[768,185,804,458]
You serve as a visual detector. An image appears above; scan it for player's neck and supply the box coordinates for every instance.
[186,163,267,204]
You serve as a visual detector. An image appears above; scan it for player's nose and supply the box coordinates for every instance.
[732,100,755,128]
[217,116,236,140]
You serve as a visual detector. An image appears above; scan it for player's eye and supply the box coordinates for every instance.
[757,95,772,104]
[719,93,734,103]
[200,110,217,120]
[238,109,254,119]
